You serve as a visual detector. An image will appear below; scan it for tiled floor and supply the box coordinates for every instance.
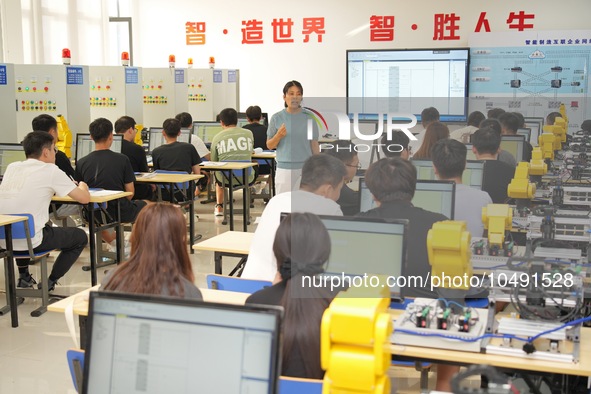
[0,194,441,393]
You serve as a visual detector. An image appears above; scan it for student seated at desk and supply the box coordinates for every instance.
[241,154,345,281]
[115,115,153,201]
[0,131,90,291]
[246,212,333,379]
[102,202,202,299]
[210,108,254,216]
[176,112,210,192]
[76,118,148,246]
[243,105,271,175]
[320,140,360,216]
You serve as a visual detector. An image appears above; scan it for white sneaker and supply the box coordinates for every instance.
[108,239,131,258]
[214,204,224,216]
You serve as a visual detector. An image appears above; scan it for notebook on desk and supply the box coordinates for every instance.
[82,291,283,394]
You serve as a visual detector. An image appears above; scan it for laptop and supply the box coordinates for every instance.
[82,291,283,394]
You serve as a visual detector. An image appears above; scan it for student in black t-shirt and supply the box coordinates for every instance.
[32,114,76,180]
[472,127,516,204]
[242,105,270,175]
[246,213,334,379]
[320,140,360,216]
[76,118,148,244]
[115,116,153,201]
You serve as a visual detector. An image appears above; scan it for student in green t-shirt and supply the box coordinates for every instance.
[210,108,254,216]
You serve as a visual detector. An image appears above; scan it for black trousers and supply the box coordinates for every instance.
[16,224,88,280]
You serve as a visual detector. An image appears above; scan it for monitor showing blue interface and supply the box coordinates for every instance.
[347,48,470,122]
[75,134,123,165]
[358,178,455,218]
[148,128,192,153]
[516,128,531,144]
[318,215,407,298]
[83,291,282,394]
[500,135,525,162]
[193,121,224,143]
[412,159,484,189]
[0,143,26,177]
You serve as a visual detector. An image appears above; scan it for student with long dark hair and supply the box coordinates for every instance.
[246,212,334,379]
[412,121,449,159]
[102,203,202,299]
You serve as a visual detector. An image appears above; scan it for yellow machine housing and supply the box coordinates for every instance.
[482,204,512,249]
[508,162,536,200]
[427,221,472,290]
[134,123,144,146]
[56,114,73,158]
[529,148,548,176]
[538,133,556,161]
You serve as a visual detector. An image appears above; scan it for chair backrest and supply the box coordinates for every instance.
[206,274,272,294]
[224,160,257,187]
[279,376,323,394]
[66,349,85,393]
[154,169,190,190]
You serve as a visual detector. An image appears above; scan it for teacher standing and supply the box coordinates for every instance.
[266,80,319,194]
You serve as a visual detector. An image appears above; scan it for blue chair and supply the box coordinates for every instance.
[206,274,271,294]
[66,349,85,393]
[279,376,323,394]
[154,169,192,203]
[0,214,55,317]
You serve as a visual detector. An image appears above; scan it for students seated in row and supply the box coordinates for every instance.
[478,118,517,167]
[381,130,410,159]
[210,108,254,216]
[247,212,334,379]
[499,112,533,162]
[115,116,153,201]
[242,154,346,281]
[449,110,485,143]
[411,121,449,160]
[487,107,505,119]
[472,127,516,204]
[321,140,360,216]
[357,157,447,299]
[175,111,210,160]
[76,118,147,245]
[432,139,492,237]
[0,131,90,291]
[102,202,202,299]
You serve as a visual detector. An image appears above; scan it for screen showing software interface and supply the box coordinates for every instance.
[76,135,122,162]
[347,49,468,121]
[87,298,278,394]
[0,146,25,176]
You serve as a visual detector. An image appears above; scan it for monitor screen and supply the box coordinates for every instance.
[237,112,269,127]
[516,128,531,144]
[500,135,525,162]
[193,121,224,143]
[76,134,123,164]
[347,48,470,122]
[318,215,407,298]
[465,143,477,160]
[412,180,455,219]
[524,117,543,147]
[83,291,282,394]
[463,160,485,189]
[148,128,191,153]
[358,177,455,218]
[412,159,483,189]
[0,144,26,176]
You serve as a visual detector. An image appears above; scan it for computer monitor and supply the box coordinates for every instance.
[358,177,455,218]
[500,135,525,162]
[463,160,485,189]
[464,143,477,160]
[524,117,543,147]
[0,143,26,177]
[237,112,269,127]
[412,180,455,219]
[193,121,224,143]
[75,134,123,165]
[148,127,191,153]
[412,159,437,181]
[517,128,531,144]
[318,215,408,298]
[83,291,282,394]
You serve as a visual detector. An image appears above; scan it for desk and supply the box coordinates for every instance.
[199,162,256,231]
[48,285,250,348]
[53,191,132,286]
[135,173,203,252]
[0,214,28,328]
[390,325,591,378]
[252,151,276,197]
[193,231,253,275]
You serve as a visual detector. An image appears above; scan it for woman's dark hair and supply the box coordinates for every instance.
[283,80,303,108]
[102,203,194,297]
[274,213,332,379]
[412,121,449,160]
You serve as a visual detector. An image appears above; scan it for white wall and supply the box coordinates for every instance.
[130,0,591,116]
